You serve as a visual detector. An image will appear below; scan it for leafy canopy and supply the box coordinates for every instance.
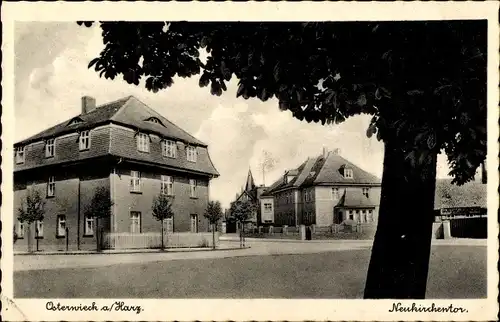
[79,21,486,184]
[204,200,223,225]
[152,194,174,221]
[18,188,45,224]
[84,187,113,219]
[229,200,255,223]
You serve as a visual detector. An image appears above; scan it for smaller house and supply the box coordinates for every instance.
[434,179,487,221]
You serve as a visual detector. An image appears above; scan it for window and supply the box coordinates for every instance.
[264,203,272,212]
[84,215,94,236]
[130,171,141,192]
[367,210,374,222]
[164,217,174,233]
[130,212,141,233]
[161,175,173,195]
[79,130,90,150]
[190,214,198,233]
[348,210,354,220]
[47,176,55,197]
[362,187,370,198]
[304,191,309,202]
[17,221,25,238]
[186,146,197,162]
[332,188,339,199]
[57,215,66,237]
[15,146,25,164]
[162,140,177,158]
[149,118,160,124]
[35,220,44,238]
[45,139,55,157]
[136,133,150,152]
[344,168,353,179]
[189,179,197,198]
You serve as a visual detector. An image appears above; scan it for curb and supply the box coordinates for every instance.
[14,246,250,256]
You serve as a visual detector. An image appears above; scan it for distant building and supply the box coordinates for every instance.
[14,96,219,251]
[229,169,268,228]
[434,179,487,221]
[261,148,382,227]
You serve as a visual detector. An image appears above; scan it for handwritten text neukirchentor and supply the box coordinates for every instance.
[46,301,143,314]
[389,302,468,313]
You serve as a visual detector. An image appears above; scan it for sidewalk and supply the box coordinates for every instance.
[220,235,487,246]
[14,245,243,256]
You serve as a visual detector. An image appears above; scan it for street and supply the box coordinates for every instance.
[14,239,487,299]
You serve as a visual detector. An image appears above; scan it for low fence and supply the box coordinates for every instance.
[450,217,487,239]
[102,232,219,250]
[243,223,377,240]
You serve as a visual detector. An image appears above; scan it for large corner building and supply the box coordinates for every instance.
[14,96,219,251]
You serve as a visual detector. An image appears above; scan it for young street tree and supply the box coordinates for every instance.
[204,200,223,250]
[229,200,255,248]
[78,21,487,298]
[152,194,174,250]
[84,187,113,251]
[17,188,45,252]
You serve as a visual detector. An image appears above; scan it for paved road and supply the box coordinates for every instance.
[14,238,485,272]
[14,243,487,299]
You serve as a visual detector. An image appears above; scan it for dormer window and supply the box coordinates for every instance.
[162,139,177,158]
[145,117,164,126]
[136,133,150,152]
[15,146,25,164]
[186,146,197,162]
[45,139,55,158]
[344,168,353,179]
[68,117,84,126]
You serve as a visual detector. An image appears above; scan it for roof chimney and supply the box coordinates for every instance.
[332,148,340,155]
[322,146,328,158]
[81,96,96,114]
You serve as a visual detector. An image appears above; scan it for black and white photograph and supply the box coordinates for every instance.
[2,2,498,321]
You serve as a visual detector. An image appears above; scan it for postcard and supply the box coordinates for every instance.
[1,2,499,321]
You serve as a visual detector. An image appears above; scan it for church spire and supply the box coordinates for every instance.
[245,168,256,192]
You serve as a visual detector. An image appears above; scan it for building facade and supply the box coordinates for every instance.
[260,148,382,227]
[229,169,269,228]
[14,96,219,251]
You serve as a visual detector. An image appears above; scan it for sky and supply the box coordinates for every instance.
[14,22,453,208]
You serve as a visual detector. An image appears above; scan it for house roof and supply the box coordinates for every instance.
[434,179,487,210]
[14,96,219,177]
[265,151,381,194]
[337,189,377,208]
[15,96,206,147]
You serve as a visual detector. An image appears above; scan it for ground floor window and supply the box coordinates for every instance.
[84,215,95,236]
[57,215,66,237]
[163,217,173,233]
[17,220,25,238]
[130,212,141,233]
[190,214,198,233]
[35,220,44,238]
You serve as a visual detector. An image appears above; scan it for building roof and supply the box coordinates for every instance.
[434,179,487,210]
[264,151,381,194]
[245,169,256,192]
[336,189,377,208]
[16,96,206,147]
[14,96,218,177]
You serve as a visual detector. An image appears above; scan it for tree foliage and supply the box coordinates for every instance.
[204,200,223,225]
[152,194,175,222]
[84,187,114,220]
[78,21,486,184]
[18,188,45,224]
[229,199,255,224]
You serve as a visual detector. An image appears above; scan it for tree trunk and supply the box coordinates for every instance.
[96,217,100,252]
[212,223,216,250]
[364,141,438,299]
[27,224,32,253]
[161,220,165,251]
